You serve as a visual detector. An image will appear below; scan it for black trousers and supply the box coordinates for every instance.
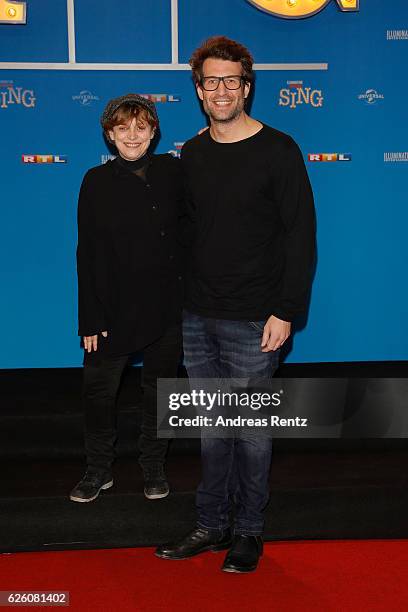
[82,324,182,473]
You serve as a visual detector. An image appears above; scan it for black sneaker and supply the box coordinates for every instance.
[69,470,113,503]
[143,465,169,500]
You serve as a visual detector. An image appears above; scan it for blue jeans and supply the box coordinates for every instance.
[183,310,280,536]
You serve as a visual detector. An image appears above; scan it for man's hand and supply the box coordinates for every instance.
[83,331,108,353]
[261,316,291,352]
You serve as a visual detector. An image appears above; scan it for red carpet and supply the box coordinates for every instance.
[1,540,407,611]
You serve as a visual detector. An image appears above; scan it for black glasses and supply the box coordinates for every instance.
[200,75,245,91]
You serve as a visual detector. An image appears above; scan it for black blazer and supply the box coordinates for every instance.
[77,154,185,355]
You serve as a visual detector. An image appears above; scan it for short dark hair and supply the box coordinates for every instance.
[189,36,254,85]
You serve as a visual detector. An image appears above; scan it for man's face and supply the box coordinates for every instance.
[108,117,154,161]
[196,58,250,124]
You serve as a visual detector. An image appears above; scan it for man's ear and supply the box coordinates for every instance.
[196,82,204,101]
[108,130,115,143]
[244,81,251,100]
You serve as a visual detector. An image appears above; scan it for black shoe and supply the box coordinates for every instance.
[143,465,169,500]
[155,527,232,560]
[69,470,113,503]
[221,535,263,573]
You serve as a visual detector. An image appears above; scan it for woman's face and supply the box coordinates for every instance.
[108,116,154,161]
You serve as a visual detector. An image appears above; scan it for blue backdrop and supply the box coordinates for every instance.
[1,0,407,367]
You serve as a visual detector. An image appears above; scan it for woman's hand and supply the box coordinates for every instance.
[83,331,108,353]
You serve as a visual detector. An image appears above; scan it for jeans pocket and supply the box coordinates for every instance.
[248,320,266,333]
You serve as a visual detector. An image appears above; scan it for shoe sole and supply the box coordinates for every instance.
[222,565,257,573]
[221,550,263,573]
[155,542,232,560]
[144,489,170,500]
[69,480,113,503]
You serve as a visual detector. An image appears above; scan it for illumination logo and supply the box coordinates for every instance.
[140,94,181,103]
[386,30,408,41]
[0,81,36,109]
[279,81,323,109]
[247,0,359,19]
[384,152,408,163]
[22,155,67,164]
[308,153,352,162]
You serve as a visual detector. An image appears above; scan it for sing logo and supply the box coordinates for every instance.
[168,142,185,158]
[279,81,323,109]
[308,153,351,162]
[22,155,67,164]
[0,82,36,108]
[140,94,181,103]
[247,0,359,19]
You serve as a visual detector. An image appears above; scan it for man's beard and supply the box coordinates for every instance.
[203,97,245,124]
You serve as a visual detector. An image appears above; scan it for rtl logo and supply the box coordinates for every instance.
[22,155,68,164]
[308,153,352,162]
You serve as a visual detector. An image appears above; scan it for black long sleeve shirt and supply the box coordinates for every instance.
[181,124,316,322]
[77,153,185,355]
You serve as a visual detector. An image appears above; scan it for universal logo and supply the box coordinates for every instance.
[308,153,352,162]
[384,152,408,163]
[0,81,36,109]
[72,90,100,106]
[386,30,408,41]
[247,0,359,19]
[168,142,185,159]
[279,81,323,109]
[140,94,181,103]
[22,155,67,164]
[358,89,384,105]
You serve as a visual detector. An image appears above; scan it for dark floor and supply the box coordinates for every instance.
[1,363,408,552]
[4,450,408,498]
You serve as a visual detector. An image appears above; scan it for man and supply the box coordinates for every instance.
[156,36,316,572]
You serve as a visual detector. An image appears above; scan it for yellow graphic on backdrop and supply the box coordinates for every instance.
[0,0,26,24]
[247,0,358,19]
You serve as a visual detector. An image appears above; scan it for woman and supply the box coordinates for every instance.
[70,93,184,503]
